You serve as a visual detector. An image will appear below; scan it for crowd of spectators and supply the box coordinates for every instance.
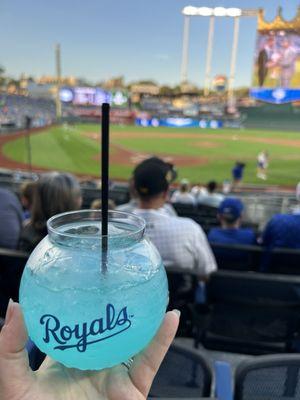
[196,180,225,207]
[114,159,300,273]
[171,179,196,205]
[0,172,82,253]
[0,157,300,275]
[0,95,55,129]
[170,179,225,207]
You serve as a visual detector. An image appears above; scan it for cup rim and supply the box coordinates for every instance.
[47,209,146,242]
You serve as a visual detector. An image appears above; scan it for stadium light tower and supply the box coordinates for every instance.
[55,43,62,119]
[228,16,240,104]
[180,15,191,83]
[204,15,215,96]
[181,6,259,99]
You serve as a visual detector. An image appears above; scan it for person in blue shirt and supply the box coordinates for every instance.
[261,213,300,271]
[209,198,256,245]
[231,162,245,191]
[262,213,300,249]
[208,198,256,269]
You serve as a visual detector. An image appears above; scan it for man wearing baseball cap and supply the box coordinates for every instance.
[208,197,256,246]
[132,157,217,275]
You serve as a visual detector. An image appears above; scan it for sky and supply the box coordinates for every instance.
[0,0,299,87]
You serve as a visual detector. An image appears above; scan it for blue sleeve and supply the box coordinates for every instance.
[208,229,214,242]
[262,218,276,247]
[208,229,219,243]
[249,230,257,245]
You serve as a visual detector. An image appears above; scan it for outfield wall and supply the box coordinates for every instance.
[242,104,300,131]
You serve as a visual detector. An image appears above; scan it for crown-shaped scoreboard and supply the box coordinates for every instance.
[258,6,300,33]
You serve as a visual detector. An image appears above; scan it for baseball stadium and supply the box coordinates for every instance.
[1,8,300,188]
[2,2,300,399]
[2,120,300,186]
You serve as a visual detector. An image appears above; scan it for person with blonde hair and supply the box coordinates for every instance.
[171,179,195,205]
[90,198,115,210]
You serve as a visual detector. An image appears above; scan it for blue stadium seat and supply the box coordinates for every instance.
[150,342,212,398]
[210,242,262,272]
[193,270,300,355]
[235,354,300,400]
[262,247,300,274]
[165,266,201,337]
[214,361,233,400]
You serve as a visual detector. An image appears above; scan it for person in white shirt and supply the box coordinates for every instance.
[257,150,269,180]
[171,179,196,205]
[191,184,207,198]
[279,38,297,88]
[197,181,224,208]
[132,157,217,276]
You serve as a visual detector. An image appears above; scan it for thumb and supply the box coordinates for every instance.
[0,300,34,396]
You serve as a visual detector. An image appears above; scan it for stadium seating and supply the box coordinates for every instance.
[239,194,297,231]
[172,203,197,215]
[209,242,300,275]
[263,247,300,275]
[109,184,130,205]
[0,247,28,317]
[165,266,200,337]
[0,95,55,130]
[197,204,219,232]
[149,342,212,398]
[193,270,300,355]
[209,242,262,271]
[81,187,101,209]
[71,185,130,209]
[234,354,300,400]
[172,202,259,233]
[172,203,218,233]
[214,361,233,400]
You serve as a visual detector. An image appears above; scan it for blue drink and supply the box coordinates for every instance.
[19,210,168,370]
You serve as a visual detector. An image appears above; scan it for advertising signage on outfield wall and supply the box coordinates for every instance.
[60,87,129,107]
[135,118,223,129]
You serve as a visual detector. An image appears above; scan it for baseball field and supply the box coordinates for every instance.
[1,123,300,186]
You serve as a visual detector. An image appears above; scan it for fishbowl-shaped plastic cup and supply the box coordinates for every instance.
[19,210,168,370]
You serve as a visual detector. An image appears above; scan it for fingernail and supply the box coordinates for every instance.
[5,299,14,326]
[172,309,181,318]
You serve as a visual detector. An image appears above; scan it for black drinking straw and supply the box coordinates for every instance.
[101,103,110,273]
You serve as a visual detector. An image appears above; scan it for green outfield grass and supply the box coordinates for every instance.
[2,123,300,186]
